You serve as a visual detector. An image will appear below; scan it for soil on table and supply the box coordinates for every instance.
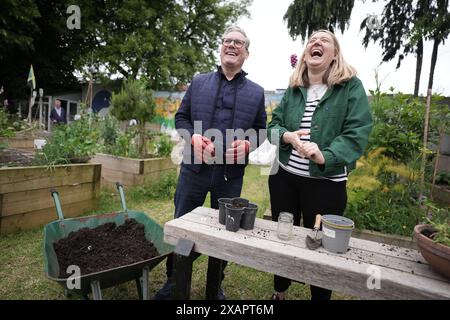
[54,218,160,278]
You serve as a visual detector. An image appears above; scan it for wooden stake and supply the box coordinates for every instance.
[418,89,432,216]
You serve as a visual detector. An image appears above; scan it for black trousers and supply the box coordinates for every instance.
[268,166,347,300]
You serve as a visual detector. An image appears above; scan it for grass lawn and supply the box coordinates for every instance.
[0,165,354,300]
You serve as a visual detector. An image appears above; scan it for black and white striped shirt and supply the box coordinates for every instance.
[280,84,348,182]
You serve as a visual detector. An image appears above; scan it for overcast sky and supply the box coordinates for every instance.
[232,0,450,96]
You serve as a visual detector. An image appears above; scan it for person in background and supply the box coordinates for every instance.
[267,29,373,300]
[154,26,267,300]
[50,99,67,124]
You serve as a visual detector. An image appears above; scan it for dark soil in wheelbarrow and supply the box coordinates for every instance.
[54,218,159,278]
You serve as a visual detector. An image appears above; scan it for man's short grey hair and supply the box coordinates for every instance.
[222,26,250,51]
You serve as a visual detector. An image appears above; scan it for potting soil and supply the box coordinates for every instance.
[54,218,159,278]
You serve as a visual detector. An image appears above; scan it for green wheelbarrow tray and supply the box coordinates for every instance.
[43,183,173,298]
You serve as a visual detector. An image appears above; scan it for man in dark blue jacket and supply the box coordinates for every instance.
[155,26,266,300]
[50,99,67,125]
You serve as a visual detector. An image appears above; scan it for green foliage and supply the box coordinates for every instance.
[283,0,354,41]
[34,113,101,166]
[0,108,16,138]
[77,0,251,89]
[346,148,422,236]
[110,79,156,124]
[366,91,449,163]
[435,171,450,185]
[425,206,450,246]
[148,133,174,158]
[128,170,178,201]
[110,79,156,157]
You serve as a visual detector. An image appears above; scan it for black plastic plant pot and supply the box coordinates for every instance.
[241,203,258,230]
[218,198,233,225]
[232,197,250,209]
[225,203,244,232]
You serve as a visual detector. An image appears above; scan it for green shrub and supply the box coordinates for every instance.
[128,170,178,201]
[346,148,422,236]
[110,79,156,158]
[35,113,101,166]
[367,91,449,163]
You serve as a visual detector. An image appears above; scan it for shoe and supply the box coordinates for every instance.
[154,280,174,300]
[271,292,284,300]
[216,288,226,300]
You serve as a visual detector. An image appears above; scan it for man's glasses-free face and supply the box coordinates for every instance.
[222,38,246,49]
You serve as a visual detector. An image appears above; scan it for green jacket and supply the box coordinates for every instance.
[268,76,373,177]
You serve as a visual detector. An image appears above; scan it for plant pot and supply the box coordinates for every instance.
[218,198,233,225]
[232,197,249,208]
[414,224,450,279]
[225,203,244,232]
[241,203,258,230]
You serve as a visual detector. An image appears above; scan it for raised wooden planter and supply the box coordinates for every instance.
[0,135,35,152]
[90,153,176,186]
[0,163,101,234]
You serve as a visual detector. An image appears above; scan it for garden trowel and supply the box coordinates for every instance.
[306,214,322,250]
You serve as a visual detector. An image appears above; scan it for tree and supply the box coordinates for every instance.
[360,0,450,95]
[419,0,450,91]
[0,0,251,102]
[283,0,354,41]
[80,0,251,90]
[360,1,421,95]
[110,79,156,158]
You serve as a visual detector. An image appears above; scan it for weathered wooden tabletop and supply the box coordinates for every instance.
[164,206,450,300]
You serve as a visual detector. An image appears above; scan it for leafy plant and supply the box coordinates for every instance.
[366,91,449,163]
[34,113,101,166]
[424,207,450,246]
[346,148,422,236]
[0,108,16,138]
[110,79,156,158]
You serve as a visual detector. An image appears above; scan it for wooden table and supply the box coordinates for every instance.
[163,207,450,300]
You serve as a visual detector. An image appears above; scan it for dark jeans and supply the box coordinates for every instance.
[269,167,347,300]
[165,164,243,281]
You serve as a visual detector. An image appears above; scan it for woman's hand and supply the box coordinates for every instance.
[282,130,309,158]
[298,141,325,164]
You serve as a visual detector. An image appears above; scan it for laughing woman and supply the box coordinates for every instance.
[267,30,373,300]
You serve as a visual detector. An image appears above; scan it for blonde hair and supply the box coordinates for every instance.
[289,29,357,88]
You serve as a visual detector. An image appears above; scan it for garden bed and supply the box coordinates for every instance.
[90,153,176,186]
[0,163,101,234]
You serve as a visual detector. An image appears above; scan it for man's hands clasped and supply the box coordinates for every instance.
[192,134,250,164]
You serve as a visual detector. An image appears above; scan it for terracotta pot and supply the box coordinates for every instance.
[414,224,450,279]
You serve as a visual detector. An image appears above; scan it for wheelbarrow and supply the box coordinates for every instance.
[43,183,173,300]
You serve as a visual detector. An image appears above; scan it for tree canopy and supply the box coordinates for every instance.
[283,0,354,41]
[0,0,251,102]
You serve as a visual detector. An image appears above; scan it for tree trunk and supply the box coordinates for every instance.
[427,38,440,91]
[414,37,423,97]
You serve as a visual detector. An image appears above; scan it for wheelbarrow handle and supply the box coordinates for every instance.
[116,182,128,213]
[50,188,65,221]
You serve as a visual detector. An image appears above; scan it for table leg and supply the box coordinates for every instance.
[173,252,196,299]
[206,256,224,300]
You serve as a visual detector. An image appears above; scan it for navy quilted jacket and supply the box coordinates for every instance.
[175,69,267,179]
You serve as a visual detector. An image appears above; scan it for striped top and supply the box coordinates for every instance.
[280,84,348,182]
